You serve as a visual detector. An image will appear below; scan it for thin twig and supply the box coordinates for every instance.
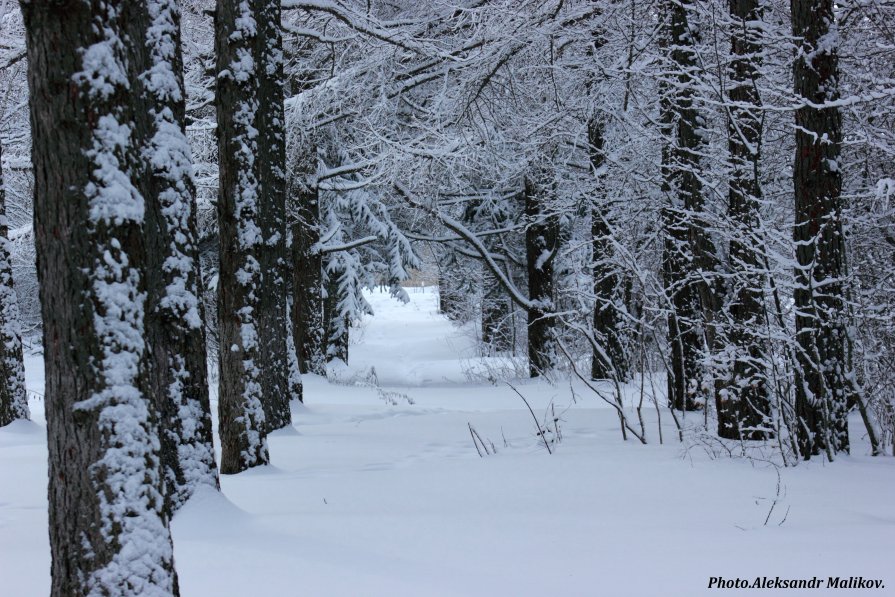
[506,382,552,454]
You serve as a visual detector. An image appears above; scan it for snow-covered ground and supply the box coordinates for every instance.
[2,287,894,596]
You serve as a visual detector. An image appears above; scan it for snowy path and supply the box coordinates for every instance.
[2,288,894,596]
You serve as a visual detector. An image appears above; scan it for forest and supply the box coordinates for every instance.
[0,0,894,595]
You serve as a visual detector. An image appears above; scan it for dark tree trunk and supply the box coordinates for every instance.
[438,263,460,320]
[20,1,179,593]
[524,176,559,378]
[256,0,293,431]
[662,207,703,412]
[291,147,325,375]
[481,270,513,353]
[660,17,700,412]
[792,0,850,458]
[323,266,349,363]
[215,0,270,474]
[0,137,29,427]
[588,117,628,381]
[717,0,773,440]
[129,0,220,514]
[661,0,719,411]
[285,297,304,402]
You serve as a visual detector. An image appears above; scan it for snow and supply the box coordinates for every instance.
[3,287,895,596]
[75,40,130,100]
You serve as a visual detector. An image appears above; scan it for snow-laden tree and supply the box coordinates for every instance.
[0,2,39,336]
[256,0,295,429]
[0,134,27,428]
[714,0,774,441]
[317,166,420,363]
[287,130,324,374]
[2,0,894,462]
[19,0,180,593]
[791,0,851,458]
[129,0,220,513]
[839,0,895,456]
[215,0,270,474]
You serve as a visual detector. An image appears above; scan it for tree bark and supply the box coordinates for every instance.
[438,261,461,320]
[20,1,179,593]
[662,207,703,412]
[717,0,772,440]
[792,0,850,458]
[0,136,29,428]
[588,117,628,381]
[524,175,559,378]
[285,297,304,402]
[661,0,719,410]
[481,269,513,353]
[660,5,699,412]
[323,264,349,363]
[256,0,293,430]
[290,145,325,375]
[215,0,270,474]
[130,0,220,514]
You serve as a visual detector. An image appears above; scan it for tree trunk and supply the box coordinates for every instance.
[481,270,513,353]
[323,265,349,363]
[215,0,270,474]
[256,0,293,431]
[660,20,700,412]
[792,0,850,458]
[438,262,460,320]
[588,117,628,381]
[0,137,28,428]
[718,0,772,440]
[524,175,558,378]
[662,206,703,412]
[130,0,220,514]
[661,0,718,411]
[291,146,325,375]
[285,297,304,402]
[20,1,179,593]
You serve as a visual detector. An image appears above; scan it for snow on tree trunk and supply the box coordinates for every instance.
[215,0,270,474]
[129,0,220,512]
[661,0,718,411]
[792,0,851,459]
[323,260,350,364]
[0,137,28,428]
[438,264,461,321]
[285,296,304,403]
[524,174,558,378]
[588,116,628,382]
[717,0,773,441]
[481,269,513,353]
[290,142,325,375]
[256,0,293,430]
[20,1,179,593]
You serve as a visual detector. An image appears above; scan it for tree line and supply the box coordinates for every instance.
[0,0,893,594]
